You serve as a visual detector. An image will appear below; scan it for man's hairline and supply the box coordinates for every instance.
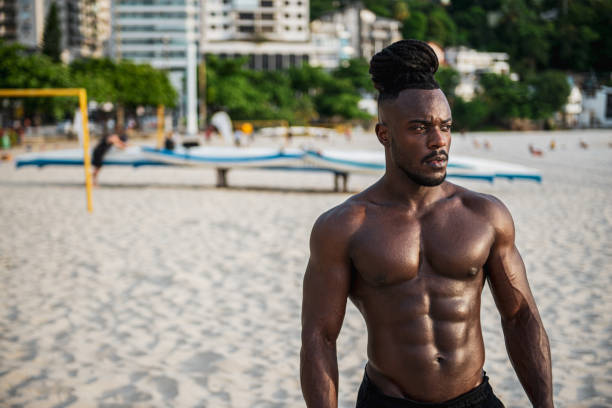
[376,89,453,127]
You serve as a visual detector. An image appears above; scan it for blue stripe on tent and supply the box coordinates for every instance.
[495,173,542,182]
[142,147,303,163]
[15,159,168,168]
[447,173,495,182]
[304,150,471,170]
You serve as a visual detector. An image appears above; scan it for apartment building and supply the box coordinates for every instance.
[0,0,18,42]
[201,0,312,70]
[445,46,512,101]
[0,0,110,61]
[112,0,199,71]
[313,3,401,63]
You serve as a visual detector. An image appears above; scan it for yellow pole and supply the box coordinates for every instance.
[0,88,85,97]
[78,89,94,213]
[156,104,165,149]
[0,88,94,213]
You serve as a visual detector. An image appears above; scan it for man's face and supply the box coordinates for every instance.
[376,88,452,186]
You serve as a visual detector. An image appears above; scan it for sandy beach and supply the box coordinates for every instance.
[0,129,611,407]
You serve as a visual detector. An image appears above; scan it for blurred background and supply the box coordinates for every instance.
[0,0,610,147]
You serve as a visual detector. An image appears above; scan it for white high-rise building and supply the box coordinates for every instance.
[111,0,201,129]
[201,0,312,70]
[111,0,199,71]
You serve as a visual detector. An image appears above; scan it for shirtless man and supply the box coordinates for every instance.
[300,40,553,408]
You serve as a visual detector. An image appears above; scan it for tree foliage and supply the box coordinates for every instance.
[69,58,177,108]
[205,56,372,123]
[311,0,610,75]
[41,2,61,63]
[0,41,72,120]
[476,72,570,125]
[435,66,460,98]
[0,41,177,122]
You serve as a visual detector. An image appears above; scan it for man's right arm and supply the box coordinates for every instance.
[301,209,354,408]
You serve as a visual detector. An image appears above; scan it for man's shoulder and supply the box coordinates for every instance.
[450,184,513,228]
[313,195,369,236]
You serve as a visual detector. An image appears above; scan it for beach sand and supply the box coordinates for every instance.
[0,129,610,407]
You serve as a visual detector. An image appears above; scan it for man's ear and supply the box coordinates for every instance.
[375,122,389,147]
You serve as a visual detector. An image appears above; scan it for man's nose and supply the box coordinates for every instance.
[427,127,448,149]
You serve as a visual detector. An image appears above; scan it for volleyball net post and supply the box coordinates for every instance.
[0,88,94,213]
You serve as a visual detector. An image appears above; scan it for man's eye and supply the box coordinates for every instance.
[441,124,452,132]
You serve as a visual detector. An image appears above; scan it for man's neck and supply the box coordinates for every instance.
[377,171,448,212]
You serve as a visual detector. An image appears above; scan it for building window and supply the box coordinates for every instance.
[261,0,273,6]
[262,13,273,20]
[284,13,289,18]
[262,25,273,32]
[275,54,283,70]
[239,25,254,32]
[285,26,290,31]
[239,13,254,19]
[211,25,216,30]
[297,13,302,18]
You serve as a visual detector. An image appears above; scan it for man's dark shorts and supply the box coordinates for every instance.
[356,370,505,408]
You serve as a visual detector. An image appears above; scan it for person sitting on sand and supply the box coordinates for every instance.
[529,144,543,157]
[92,127,128,186]
[301,39,553,408]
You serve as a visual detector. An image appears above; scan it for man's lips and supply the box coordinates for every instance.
[423,151,448,165]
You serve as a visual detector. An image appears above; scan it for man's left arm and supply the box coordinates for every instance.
[484,197,553,408]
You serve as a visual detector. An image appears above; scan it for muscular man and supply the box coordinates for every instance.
[300,40,553,408]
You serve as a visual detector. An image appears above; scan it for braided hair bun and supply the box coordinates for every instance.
[369,39,440,101]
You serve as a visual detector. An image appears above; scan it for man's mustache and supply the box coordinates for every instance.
[422,150,448,163]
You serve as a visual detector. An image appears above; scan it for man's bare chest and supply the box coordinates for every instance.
[349,207,495,286]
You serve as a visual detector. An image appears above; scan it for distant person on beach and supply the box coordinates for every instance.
[301,40,552,408]
[92,127,127,185]
[529,144,543,157]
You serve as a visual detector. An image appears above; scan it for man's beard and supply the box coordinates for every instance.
[390,139,448,186]
[399,165,447,186]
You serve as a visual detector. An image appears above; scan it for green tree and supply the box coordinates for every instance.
[435,66,460,98]
[42,2,62,63]
[393,1,409,21]
[494,0,553,75]
[70,58,118,103]
[453,6,492,49]
[526,70,570,120]
[451,97,491,131]
[332,58,374,93]
[427,7,457,46]
[0,41,73,121]
[402,11,428,41]
[479,73,532,123]
[549,0,607,72]
[70,58,177,108]
[205,55,371,123]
